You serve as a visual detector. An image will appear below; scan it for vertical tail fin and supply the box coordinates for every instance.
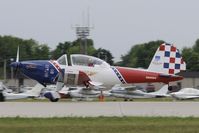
[148,43,186,74]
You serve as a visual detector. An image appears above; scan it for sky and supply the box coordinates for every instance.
[0,0,199,61]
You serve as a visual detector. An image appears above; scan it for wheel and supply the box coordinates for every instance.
[50,98,59,102]
[0,92,5,102]
[168,86,173,91]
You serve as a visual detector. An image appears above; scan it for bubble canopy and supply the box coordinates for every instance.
[70,54,110,68]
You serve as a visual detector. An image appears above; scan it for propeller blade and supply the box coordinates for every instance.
[13,64,19,79]
[16,46,19,62]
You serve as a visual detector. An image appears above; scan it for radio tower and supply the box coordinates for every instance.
[73,9,93,55]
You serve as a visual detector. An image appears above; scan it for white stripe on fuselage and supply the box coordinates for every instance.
[111,67,127,84]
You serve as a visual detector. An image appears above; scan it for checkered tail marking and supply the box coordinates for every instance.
[159,43,186,74]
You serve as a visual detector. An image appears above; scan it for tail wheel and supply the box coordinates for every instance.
[168,86,173,91]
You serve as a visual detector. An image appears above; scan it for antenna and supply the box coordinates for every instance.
[72,8,94,55]
[87,7,90,27]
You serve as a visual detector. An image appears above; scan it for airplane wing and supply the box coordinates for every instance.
[24,83,44,97]
[3,92,29,100]
[125,86,140,91]
[88,81,103,86]
[183,96,199,99]
[1,83,45,101]
[170,94,199,100]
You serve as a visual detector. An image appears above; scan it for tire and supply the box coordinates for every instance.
[50,98,59,102]
[168,86,173,91]
[0,92,5,102]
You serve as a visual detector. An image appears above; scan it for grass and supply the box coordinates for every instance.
[0,117,198,133]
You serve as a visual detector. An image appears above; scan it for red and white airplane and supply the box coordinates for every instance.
[58,43,185,86]
[11,43,186,101]
[44,43,185,101]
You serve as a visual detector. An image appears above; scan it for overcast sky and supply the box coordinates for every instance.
[0,0,199,61]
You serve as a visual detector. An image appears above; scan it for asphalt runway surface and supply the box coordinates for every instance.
[1,102,199,117]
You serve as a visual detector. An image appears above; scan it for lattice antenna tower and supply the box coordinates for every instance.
[73,8,94,55]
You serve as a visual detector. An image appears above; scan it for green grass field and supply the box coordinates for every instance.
[0,117,199,133]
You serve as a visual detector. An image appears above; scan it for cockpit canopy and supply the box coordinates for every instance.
[57,54,68,66]
[70,54,110,68]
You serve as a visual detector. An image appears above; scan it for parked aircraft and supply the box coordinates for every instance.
[43,85,109,101]
[10,43,186,101]
[42,86,70,102]
[110,84,169,101]
[170,88,199,100]
[0,83,44,101]
[68,87,110,101]
[0,82,12,93]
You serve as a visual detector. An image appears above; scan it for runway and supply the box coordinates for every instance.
[1,102,199,117]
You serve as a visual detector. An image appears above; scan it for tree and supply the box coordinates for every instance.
[51,42,71,59]
[182,39,199,71]
[92,48,114,65]
[51,39,97,59]
[0,36,50,61]
[193,39,199,53]
[0,35,50,79]
[119,40,164,68]
[33,44,50,60]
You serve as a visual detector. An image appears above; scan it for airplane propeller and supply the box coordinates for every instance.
[11,46,21,79]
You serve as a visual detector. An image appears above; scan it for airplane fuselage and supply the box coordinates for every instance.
[64,65,183,87]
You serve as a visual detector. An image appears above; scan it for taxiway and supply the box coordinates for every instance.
[0,102,199,117]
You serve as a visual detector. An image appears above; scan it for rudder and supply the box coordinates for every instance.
[148,43,186,74]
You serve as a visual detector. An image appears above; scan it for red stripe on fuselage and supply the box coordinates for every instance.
[115,67,183,84]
